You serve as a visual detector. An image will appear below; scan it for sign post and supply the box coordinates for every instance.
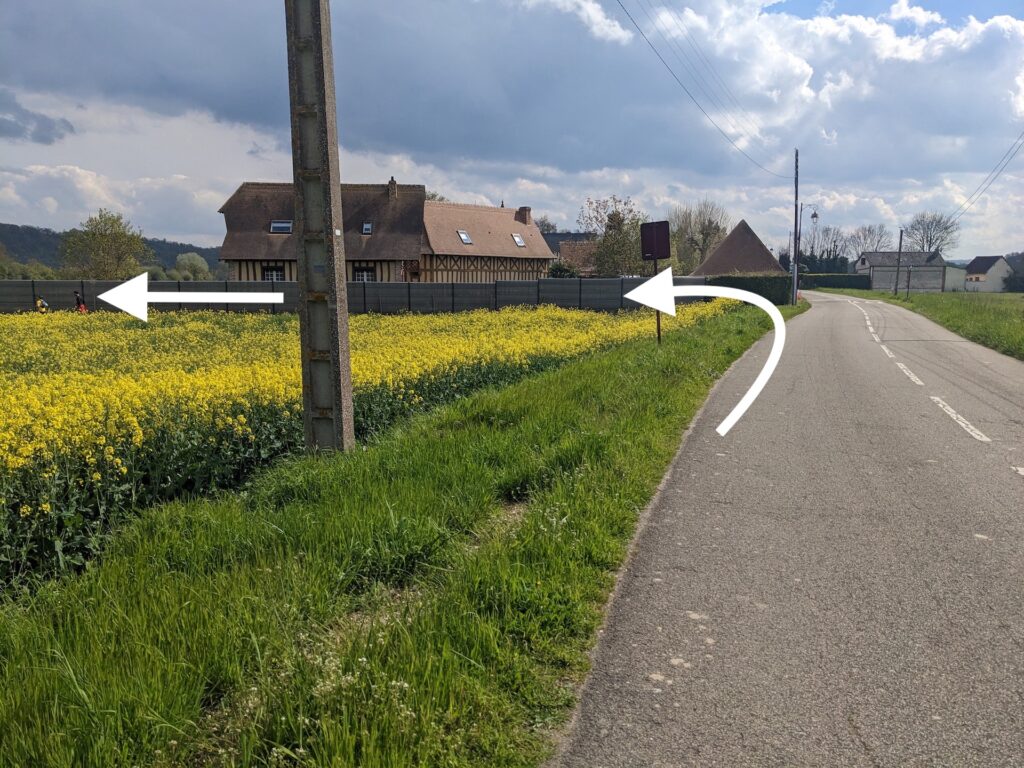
[640,221,671,345]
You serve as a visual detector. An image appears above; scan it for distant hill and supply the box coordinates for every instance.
[0,222,221,270]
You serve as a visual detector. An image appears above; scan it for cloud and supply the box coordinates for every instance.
[519,0,632,43]
[0,88,75,144]
[886,0,944,29]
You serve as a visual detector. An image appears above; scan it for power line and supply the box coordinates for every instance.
[951,128,1024,221]
[656,0,765,143]
[614,0,791,180]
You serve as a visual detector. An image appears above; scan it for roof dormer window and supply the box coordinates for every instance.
[270,220,293,234]
[457,230,473,245]
[362,221,373,236]
[512,233,526,248]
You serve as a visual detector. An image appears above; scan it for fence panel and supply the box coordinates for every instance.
[86,281,120,312]
[496,281,537,309]
[0,281,34,313]
[344,282,365,314]
[580,278,625,312]
[229,280,273,314]
[364,282,411,314]
[452,283,495,312]
[408,283,453,314]
[538,278,582,309]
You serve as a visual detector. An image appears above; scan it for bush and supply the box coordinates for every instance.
[548,261,580,278]
[800,273,871,290]
[706,273,791,305]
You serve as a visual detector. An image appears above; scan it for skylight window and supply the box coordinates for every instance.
[269,220,293,234]
[512,233,526,248]
[362,222,373,235]
[458,230,473,245]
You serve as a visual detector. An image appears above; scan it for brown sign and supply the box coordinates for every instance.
[641,220,671,261]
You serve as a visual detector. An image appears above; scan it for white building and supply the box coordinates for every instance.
[965,256,1014,292]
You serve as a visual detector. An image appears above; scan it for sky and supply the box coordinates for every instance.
[0,0,1022,258]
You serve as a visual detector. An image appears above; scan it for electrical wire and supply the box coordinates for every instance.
[951,127,1024,221]
[614,0,792,180]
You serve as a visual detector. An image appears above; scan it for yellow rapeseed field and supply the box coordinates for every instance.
[0,302,729,580]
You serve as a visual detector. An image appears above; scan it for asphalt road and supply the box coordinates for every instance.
[552,291,1024,767]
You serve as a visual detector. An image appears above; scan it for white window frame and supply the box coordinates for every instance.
[457,230,473,245]
[362,222,373,235]
[353,266,377,282]
[269,220,293,234]
[512,233,526,248]
[261,265,285,282]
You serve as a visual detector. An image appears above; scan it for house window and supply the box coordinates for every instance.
[262,265,285,282]
[353,266,376,282]
[512,233,526,248]
[269,220,293,234]
[457,230,473,245]
[362,222,373,235]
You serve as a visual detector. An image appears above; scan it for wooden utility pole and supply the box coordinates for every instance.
[285,0,355,451]
[893,228,904,297]
[792,149,800,305]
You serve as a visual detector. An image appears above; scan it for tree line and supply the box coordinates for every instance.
[0,209,220,281]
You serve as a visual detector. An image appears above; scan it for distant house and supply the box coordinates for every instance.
[543,232,598,277]
[219,178,552,283]
[853,250,957,292]
[690,220,785,276]
[964,255,1014,292]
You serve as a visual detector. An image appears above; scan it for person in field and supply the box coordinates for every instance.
[74,290,88,314]
[35,296,48,314]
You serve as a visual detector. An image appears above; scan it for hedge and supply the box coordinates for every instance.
[706,273,791,306]
[799,273,871,290]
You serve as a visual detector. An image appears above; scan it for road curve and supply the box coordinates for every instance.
[552,291,1024,767]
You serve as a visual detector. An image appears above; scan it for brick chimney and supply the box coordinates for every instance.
[388,176,398,200]
[515,206,532,226]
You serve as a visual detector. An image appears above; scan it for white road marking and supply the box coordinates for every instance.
[871,333,881,343]
[974,534,990,541]
[896,363,925,386]
[880,345,896,358]
[1013,466,1024,476]
[930,397,992,443]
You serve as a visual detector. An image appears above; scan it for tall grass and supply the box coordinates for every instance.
[821,289,1024,360]
[0,304,804,766]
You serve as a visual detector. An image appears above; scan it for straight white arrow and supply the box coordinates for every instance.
[625,268,787,437]
[97,273,285,322]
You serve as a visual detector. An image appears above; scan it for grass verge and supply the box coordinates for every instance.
[819,288,1024,360]
[0,302,805,766]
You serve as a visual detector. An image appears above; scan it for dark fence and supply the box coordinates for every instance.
[799,273,871,290]
[1,275,782,316]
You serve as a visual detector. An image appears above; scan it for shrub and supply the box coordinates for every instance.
[800,273,871,290]
[706,273,791,305]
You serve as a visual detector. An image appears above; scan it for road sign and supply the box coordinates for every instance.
[641,220,671,261]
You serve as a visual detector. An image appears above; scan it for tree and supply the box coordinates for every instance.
[0,243,57,279]
[905,211,960,255]
[577,195,648,277]
[59,209,153,279]
[548,261,579,278]
[425,190,450,202]
[668,198,731,275]
[175,252,212,281]
[778,251,791,272]
[534,215,558,234]
[847,224,894,258]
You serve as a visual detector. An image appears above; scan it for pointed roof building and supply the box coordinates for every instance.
[690,219,785,276]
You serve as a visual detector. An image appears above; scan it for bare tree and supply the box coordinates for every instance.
[904,211,961,255]
[668,198,732,275]
[577,195,648,276]
[847,224,894,257]
[534,215,558,234]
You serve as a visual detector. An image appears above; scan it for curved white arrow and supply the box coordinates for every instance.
[625,268,786,437]
[98,273,284,322]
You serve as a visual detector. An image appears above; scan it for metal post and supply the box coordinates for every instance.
[893,229,903,297]
[906,266,912,299]
[792,149,800,305]
[654,257,661,345]
[286,0,355,451]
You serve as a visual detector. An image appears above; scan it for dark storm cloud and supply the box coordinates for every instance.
[0,88,75,144]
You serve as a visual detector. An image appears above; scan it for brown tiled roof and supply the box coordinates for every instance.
[423,202,554,260]
[218,180,426,263]
[690,220,785,276]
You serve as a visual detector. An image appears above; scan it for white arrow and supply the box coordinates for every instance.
[97,273,285,322]
[625,268,787,437]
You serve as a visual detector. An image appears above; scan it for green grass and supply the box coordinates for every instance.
[819,289,1024,361]
[0,303,805,767]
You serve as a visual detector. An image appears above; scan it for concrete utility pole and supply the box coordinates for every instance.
[792,149,800,305]
[285,0,356,451]
[893,228,904,298]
